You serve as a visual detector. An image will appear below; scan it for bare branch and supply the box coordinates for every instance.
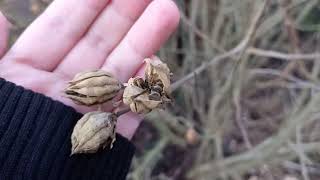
[247,47,320,61]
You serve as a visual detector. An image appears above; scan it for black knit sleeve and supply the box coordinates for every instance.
[0,78,135,180]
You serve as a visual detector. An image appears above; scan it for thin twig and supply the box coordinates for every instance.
[278,0,310,79]
[172,0,267,152]
[251,68,320,91]
[163,47,320,61]
[294,126,311,180]
[231,0,269,150]
[233,95,252,149]
[180,11,225,53]
[129,137,169,180]
[171,35,251,91]
[283,161,320,176]
[247,47,320,61]
[171,0,268,91]
[189,94,320,178]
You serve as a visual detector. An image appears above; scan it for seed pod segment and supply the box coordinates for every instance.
[71,111,117,155]
[65,70,122,106]
[123,77,163,114]
[145,57,171,94]
[123,57,172,114]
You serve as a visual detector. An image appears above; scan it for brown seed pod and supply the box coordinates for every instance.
[65,70,122,106]
[123,56,172,114]
[145,56,171,94]
[185,128,200,145]
[71,111,117,155]
[123,78,163,114]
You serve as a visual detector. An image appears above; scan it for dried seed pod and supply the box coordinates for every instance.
[71,111,117,155]
[123,78,163,114]
[145,56,171,94]
[185,128,200,145]
[65,70,122,106]
[123,57,173,114]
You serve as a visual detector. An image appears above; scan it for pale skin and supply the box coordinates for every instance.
[0,0,180,139]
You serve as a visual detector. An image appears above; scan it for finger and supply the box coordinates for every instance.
[3,0,110,71]
[116,112,142,139]
[101,0,180,82]
[55,0,151,78]
[0,12,9,58]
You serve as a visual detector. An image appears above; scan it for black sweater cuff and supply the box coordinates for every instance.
[0,78,135,180]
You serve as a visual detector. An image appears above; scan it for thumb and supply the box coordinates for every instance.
[0,11,9,58]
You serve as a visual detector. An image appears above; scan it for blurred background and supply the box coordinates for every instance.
[1,0,320,179]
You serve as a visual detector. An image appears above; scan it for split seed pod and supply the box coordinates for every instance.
[123,77,163,114]
[145,57,171,94]
[65,70,122,106]
[71,111,117,155]
[123,56,172,114]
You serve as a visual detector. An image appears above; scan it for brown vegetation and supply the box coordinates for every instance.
[2,0,320,179]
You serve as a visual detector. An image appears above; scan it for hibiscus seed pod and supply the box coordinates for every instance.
[65,70,122,106]
[123,77,163,114]
[71,111,117,155]
[145,56,171,94]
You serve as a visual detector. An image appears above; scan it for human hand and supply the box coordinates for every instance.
[0,0,180,139]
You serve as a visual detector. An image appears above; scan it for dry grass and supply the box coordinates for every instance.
[2,0,320,179]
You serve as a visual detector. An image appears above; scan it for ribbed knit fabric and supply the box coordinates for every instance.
[0,78,135,180]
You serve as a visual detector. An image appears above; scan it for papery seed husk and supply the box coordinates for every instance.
[67,93,118,106]
[127,91,162,114]
[123,57,172,114]
[65,70,122,106]
[123,78,147,113]
[71,70,115,83]
[123,77,163,114]
[123,78,145,105]
[132,93,162,113]
[145,57,171,94]
[68,86,121,97]
[71,111,117,155]
[69,76,119,89]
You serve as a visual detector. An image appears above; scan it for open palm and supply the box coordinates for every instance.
[0,0,180,139]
